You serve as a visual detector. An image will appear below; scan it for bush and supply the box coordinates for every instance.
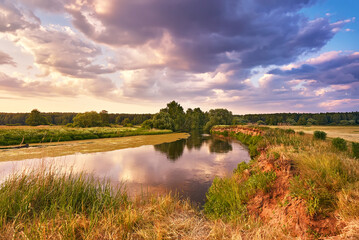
[353,142,359,158]
[332,138,347,151]
[297,131,305,135]
[285,129,295,134]
[313,131,327,140]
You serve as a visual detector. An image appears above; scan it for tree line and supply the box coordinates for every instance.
[236,112,359,126]
[1,102,358,129]
[0,110,152,127]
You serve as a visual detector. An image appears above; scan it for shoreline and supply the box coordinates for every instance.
[0,132,189,162]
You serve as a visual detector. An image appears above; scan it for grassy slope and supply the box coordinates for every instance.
[207,126,359,238]
[0,126,172,146]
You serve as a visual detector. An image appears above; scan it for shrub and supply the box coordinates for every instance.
[297,131,305,135]
[284,128,295,134]
[313,131,327,140]
[332,138,347,151]
[353,142,359,158]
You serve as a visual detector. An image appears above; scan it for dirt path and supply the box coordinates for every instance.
[0,133,189,162]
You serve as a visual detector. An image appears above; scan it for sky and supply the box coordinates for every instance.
[0,0,358,114]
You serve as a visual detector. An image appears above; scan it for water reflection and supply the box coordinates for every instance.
[154,132,233,160]
[209,139,233,153]
[0,133,249,205]
[153,139,186,161]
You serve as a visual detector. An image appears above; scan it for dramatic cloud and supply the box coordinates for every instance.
[270,51,359,86]
[65,0,343,73]
[0,0,357,112]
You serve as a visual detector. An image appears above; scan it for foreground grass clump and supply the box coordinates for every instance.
[0,126,172,146]
[0,170,216,239]
[0,171,128,222]
[204,166,276,220]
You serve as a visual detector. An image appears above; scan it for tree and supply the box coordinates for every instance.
[232,117,248,125]
[307,118,317,126]
[152,112,175,130]
[160,101,185,131]
[141,119,153,129]
[99,110,110,126]
[184,107,207,131]
[286,118,297,125]
[73,111,103,127]
[256,120,266,125]
[204,109,233,132]
[25,109,49,126]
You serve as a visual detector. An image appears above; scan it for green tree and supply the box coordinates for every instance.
[141,119,153,129]
[307,118,317,126]
[286,118,297,125]
[204,109,233,132]
[184,107,206,131]
[160,101,185,131]
[25,109,49,126]
[256,120,266,125]
[232,117,248,125]
[99,110,110,126]
[73,111,103,128]
[121,118,130,126]
[152,112,175,130]
[297,115,307,125]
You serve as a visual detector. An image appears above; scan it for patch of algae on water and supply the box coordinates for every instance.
[0,133,190,162]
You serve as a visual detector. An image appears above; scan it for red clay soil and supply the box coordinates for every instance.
[246,152,345,239]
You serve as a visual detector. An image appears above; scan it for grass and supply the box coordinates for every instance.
[0,168,288,240]
[0,126,172,146]
[204,167,276,221]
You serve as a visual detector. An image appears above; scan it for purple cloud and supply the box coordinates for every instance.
[64,0,343,73]
[269,52,359,86]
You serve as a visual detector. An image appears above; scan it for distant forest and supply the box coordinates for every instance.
[0,109,358,127]
[236,112,359,126]
[0,112,152,126]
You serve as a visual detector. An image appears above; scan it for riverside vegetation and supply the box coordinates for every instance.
[0,126,171,146]
[1,126,359,239]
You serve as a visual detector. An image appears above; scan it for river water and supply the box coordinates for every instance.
[0,133,250,204]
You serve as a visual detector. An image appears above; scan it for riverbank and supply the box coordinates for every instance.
[0,132,189,162]
[0,126,172,146]
[208,126,359,238]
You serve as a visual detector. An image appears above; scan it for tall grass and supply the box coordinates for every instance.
[210,125,359,222]
[0,127,172,146]
[204,163,276,220]
[0,169,216,239]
